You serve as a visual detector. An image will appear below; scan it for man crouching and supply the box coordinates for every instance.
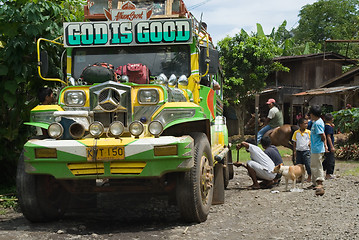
[234,138,276,189]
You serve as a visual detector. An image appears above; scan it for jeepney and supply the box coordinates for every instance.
[17,0,233,223]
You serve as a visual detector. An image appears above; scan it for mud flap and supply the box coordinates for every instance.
[212,163,224,205]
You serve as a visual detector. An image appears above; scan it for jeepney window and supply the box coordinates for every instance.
[72,45,190,79]
[129,0,166,15]
[172,0,180,12]
[88,0,120,15]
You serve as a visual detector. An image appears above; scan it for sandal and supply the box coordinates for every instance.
[315,187,325,196]
[247,185,260,190]
[306,185,316,190]
[233,162,244,167]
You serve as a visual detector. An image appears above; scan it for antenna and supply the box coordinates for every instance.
[188,0,211,11]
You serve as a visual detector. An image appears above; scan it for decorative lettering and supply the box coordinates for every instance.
[64,19,192,47]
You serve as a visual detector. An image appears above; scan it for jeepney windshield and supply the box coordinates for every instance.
[72,45,190,79]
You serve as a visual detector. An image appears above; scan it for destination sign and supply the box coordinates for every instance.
[63,19,192,47]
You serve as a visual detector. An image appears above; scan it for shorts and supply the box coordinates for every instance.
[247,160,276,181]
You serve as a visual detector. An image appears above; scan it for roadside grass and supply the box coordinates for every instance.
[340,161,359,177]
[0,184,17,213]
[231,145,292,163]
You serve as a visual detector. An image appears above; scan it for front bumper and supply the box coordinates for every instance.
[23,136,194,179]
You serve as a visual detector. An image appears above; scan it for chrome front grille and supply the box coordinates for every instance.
[89,81,132,125]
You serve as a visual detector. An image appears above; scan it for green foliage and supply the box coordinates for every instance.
[0,195,17,210]
[293,0,359,56]
[218,27,289,106]
[0,0,85,185]
[336,143,359,161]
[333,107,359,142]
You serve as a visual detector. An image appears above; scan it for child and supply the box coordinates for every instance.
[308,105,328,196]
[323,113,335,179]
[292,118,311,182]
[37,87,55,105]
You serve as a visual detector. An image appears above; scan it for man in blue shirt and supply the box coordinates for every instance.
[261,136,283,185]
[308,105,328,196]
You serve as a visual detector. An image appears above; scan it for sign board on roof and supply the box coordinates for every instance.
[63,19,192,47]
[103,0,153,21]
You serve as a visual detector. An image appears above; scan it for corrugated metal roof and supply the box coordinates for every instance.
[293,86,359,96]
[273,52,355,63]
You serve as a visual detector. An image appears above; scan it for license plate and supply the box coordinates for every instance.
[87,146,125,161]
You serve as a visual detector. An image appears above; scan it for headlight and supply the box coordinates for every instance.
[31,111,55,124]
[148,121,163,137]
[48,122,64,139]
[64,90,86,106]
[137,89,159,104]
[109,121,124,137]
[89,121,104,138]
[129,121,144,137]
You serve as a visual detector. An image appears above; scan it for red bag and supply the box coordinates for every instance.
[115,63,150,84]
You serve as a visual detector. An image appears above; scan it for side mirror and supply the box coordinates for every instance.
[40,50,49,77]
[199,48,219,75]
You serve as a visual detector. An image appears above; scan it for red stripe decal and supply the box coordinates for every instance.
[207,90,215,119]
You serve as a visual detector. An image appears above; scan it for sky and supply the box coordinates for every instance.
[183,0,318,44]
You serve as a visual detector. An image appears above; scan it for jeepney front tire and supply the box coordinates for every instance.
[176,132,214,223]
[16,151,69,222]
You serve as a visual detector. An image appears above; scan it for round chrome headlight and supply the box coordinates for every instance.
[89,121,104,138]
[109,121,124,137]
[148,121,163,137]
[48,122,64,139]
[129,121,144,137]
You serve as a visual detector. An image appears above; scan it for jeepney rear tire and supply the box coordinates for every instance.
[176,132,214,223]
[16,151,69,222]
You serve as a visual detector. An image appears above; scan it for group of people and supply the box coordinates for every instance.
[236,99,336,196]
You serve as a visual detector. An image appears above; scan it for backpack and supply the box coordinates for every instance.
[80,62,117,83]
[115,63,150,84]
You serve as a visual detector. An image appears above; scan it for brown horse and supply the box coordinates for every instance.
[246,114,299,163]
[264,124,299,150]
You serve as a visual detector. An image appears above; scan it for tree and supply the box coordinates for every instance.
[0,0,85,185]
[270,21,322,56]
[293,0,359,55]
[218,26,289,136]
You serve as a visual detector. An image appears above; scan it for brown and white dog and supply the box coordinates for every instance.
[272,163,306,191]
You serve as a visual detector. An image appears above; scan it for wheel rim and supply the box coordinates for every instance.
[200,155,213,205]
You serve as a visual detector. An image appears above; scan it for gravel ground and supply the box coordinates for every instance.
[1,158,359,240]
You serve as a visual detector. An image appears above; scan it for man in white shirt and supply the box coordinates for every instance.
[234,138,276,189]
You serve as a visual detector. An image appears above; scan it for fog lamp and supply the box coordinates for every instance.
[48,122,64,139]
[89,121,104,138]
[129,121,144,137]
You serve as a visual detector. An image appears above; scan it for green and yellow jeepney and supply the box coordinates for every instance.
[17,0,233,223]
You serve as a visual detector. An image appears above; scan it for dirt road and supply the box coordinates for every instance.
[1,159,359,240]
